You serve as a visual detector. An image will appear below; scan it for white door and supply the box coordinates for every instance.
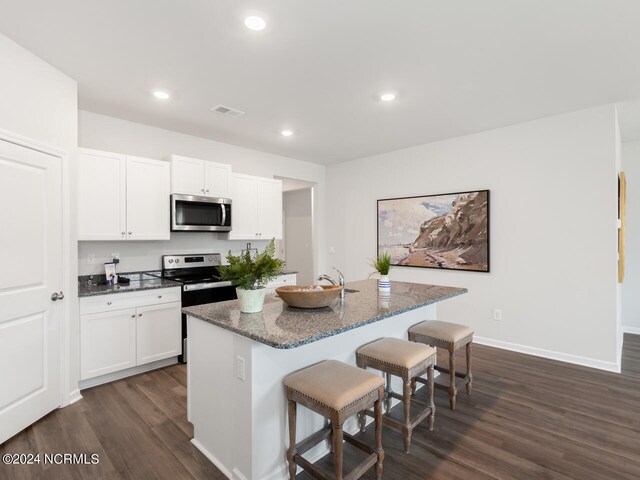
[80,308,137,380]
[126,156,170,240]
[170,155,204,195]
[204,161,231,197]
[229,173,258,239]
[0,139,63,443]
[257,178,283,239]
[77,148,127,240]
[136,302,181,365]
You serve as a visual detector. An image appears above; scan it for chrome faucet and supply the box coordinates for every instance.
[318,267,345,299]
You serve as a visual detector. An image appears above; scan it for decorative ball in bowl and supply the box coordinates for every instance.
[275,285,342,309]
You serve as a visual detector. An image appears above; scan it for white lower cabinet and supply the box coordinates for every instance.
[136,302,182,365]
[80,308,137,380]
[80,288,181,383]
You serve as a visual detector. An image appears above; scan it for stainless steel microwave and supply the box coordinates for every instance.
[171,194,232,232]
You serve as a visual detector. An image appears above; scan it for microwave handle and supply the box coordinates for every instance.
[221,203,227,226]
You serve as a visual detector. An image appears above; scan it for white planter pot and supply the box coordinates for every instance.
[236,287,267,313]
[378,275,391,294]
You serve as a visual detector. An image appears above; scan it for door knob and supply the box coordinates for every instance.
[50,291,64,301]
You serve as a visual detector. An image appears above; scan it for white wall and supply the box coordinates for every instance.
[622,141,640,334]
[283,188,315,284]
[326,104,620,371]
[77,111,326,275]
[0,33,79,399]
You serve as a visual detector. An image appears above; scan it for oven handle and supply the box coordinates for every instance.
[183,281,234,292]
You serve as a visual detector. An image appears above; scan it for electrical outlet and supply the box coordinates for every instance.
[236,356,245,381]
[111,252,120,260]
[87,254,95,265]
[493,309,502,321]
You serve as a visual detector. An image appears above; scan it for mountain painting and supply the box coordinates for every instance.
[377,190,490,272]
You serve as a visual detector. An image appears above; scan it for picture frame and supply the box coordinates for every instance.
[377,189,490,272]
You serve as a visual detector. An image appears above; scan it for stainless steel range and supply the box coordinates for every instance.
[161,253,237,363]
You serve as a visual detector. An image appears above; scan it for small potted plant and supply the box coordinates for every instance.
[219,239,285,313]
[370,251,393,294]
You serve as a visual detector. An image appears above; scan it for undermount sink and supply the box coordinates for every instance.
[343,288,359,294]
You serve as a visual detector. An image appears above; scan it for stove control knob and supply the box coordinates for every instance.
[168,259,174,263]
[208,256,213,262]
[175,259,180,263]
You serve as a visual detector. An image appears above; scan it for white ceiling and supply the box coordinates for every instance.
[2,0,640,164]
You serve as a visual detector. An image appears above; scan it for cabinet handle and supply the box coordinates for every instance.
[121,231,125,236]
[131,314,135,318]
[107,301,112,305]
[205,189,209,193]
[157,295,162,299]
[128,231,132,235]
[138,313,142,317]
[201,189,205,193]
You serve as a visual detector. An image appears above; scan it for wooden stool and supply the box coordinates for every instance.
[356,337,437,453]
[408,321,474,410]
[283,360,385,480]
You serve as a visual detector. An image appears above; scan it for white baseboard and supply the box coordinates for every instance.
[474,336,621,373]
[78,357,178,390]
[68,389,83,405]
[191,438,233,479]
[623,326,640,335]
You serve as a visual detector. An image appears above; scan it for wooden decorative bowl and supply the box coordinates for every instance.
[275,285,342,309]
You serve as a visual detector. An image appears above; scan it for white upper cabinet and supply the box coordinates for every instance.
[126,156,170,240]
[229,173,282,240]
[170,155,231,197]
[78,148,170,241]
[257,178,283,239]
[78,149,127,240]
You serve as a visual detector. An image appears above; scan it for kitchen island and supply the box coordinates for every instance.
[184,279,466,480]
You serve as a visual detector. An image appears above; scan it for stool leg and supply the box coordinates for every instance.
[358,410,366,433]
[374,396,384,480]
[410,376,417,396]
[384,372,392,413]
[402,379,412,453]
[333,423,344,480]
[466,342,473,395]
[427,364,435,431]
[287,400,297,480]
[449,347,457,410]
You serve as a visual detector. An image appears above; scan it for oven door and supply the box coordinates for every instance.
[180,282,237,363]
[171,194,232,232]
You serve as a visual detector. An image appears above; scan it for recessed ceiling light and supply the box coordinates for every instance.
[380,92,396,102]
[244,16,267,31]
[153,90,170,100]
[281,130,294,137]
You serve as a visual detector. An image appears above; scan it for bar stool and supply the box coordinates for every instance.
[283,360,385,480]
[356,337,436,453]
[408,320,474,410]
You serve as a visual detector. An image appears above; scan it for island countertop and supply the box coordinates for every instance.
[182,279,467,349]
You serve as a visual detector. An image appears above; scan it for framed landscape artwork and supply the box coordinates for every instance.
[377,190,490,272]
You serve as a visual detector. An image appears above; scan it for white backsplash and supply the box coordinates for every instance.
[78,232,270,275]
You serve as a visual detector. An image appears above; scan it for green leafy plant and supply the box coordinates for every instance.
[369,251,393,276]
[218,239,285,290]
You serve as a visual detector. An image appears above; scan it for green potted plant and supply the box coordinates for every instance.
[370,251,393,293]
[219,239,285,313]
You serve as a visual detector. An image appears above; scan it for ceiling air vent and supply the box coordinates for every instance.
[211,105,245,118]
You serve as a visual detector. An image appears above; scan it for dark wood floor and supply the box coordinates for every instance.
[2,334,640,480]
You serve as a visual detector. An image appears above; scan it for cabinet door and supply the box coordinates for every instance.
[136,302,182,366]
[257,178,283,239]
[77,149,126,240]
[80,308,136,380]
[170,155,204,195]
[229,173,258,239]
[126,156,170,240]
[204,161,231,197]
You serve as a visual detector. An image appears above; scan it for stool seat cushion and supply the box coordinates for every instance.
[284,360,384,412]
[357,337,436,370]
[409,320,474,344]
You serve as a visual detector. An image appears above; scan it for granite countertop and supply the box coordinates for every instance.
[183,279,467,349]
[78,271,181,297]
